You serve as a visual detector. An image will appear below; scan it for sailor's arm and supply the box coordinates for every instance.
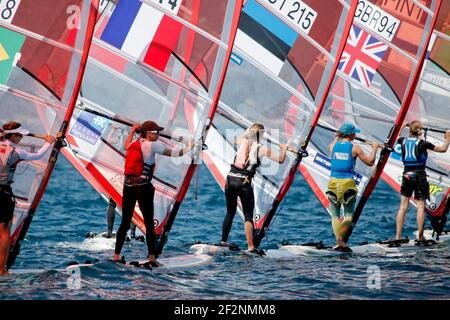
[328,136,340,154]
[17,135,55,161]
[433,130,450,153]
[123,124,140,150]
[162,140,193,157]
[261,144,288,163]
[235,129,250,145]
[354,142,378,166]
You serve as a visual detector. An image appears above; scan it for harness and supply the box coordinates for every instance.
[229,139,261,183]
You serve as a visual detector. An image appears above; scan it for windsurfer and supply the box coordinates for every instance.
[112,121,193,266]
[221,123,288,255]
[0,121,55,275]
[327,122,378,251]
[395,120,450,242]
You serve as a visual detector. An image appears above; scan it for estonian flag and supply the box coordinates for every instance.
[234,0,298,75]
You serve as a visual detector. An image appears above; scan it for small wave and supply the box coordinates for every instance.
[54,238,115,252]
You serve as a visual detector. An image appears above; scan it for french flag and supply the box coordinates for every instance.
[100,0,182,72]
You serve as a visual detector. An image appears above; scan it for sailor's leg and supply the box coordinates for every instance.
[239,181,256,250]
[106,198,116,236]
[114,185,135,258]
[326,191,342,243]
[341,189,357,241]
[416,199,426,241]
[415,173,429,240]
[396,196,410,240]
[397,174,413,239]
[137,183,156,258]
[0,221,11,275]
[222,176,239,243]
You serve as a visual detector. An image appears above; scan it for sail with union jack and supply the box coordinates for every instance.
[339,25,388,87]
[299,0,442,244]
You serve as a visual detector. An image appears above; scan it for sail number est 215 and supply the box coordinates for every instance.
[260,0,318,35]
[0,0,21,23]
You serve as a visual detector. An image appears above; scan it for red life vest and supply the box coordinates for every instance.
[124,140,153,179]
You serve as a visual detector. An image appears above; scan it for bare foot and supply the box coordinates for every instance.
[147,259,162,267]
[147,255,162,267]
[333,240,348,249]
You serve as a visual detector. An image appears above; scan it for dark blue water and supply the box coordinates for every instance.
[1,157,449,299]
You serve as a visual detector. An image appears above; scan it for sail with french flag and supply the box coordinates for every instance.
[100,0,182,72]
[62,0,244,257]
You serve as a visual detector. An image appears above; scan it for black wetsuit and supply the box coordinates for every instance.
[221,144,261,243]
[0,185,14,225]
[0,144,18,225]
[114,178,156,256]
[107,198,136,237]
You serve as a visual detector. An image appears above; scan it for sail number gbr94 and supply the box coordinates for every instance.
[354,0,400,42]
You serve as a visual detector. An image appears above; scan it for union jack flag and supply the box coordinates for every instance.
[339,26,388,87]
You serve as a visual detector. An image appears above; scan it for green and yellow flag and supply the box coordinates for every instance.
[0,27,26,85]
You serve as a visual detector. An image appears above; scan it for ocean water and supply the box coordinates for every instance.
[1,157,449,300]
